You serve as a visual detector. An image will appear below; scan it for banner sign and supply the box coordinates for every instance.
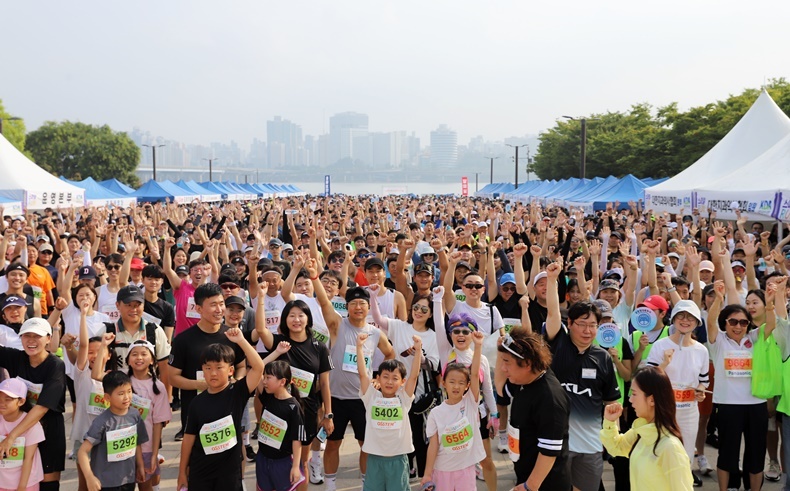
[461,177,468,197]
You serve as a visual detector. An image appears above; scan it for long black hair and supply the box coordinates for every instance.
[279,300,314,340]
[125,341,161,395]
[630,367,683,457]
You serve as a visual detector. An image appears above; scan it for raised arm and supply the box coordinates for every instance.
[545,259,564,341]
[442,251,461,314]
[707,280,726,345]
[404,335,423,397]
[367,284,390,332]
[280,251,305,303]
[162,237,182,290]
[357,333,372,396]
[225,327,264,393]
[513,243,529,296]
[469,331,484,401]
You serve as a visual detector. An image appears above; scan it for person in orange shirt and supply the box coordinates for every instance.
[27,243,56,315]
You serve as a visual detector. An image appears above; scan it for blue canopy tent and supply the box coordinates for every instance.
[238,183,264,197]
[562,176,622,206]
[220,182,254,200]
[61,176,137,207]
[566,175,648,211]
[99,178,135,195]
[252,184,276,197]
[132,180,191,203]
[200,181,241,201]
[174,180,222,202]
[504,180,545,200]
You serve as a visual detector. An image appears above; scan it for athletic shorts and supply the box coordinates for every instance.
[302,405,319,445]
[698,362,714,416]
[431,465,476,491]
[328,397,366,442]
[566,451,604,491]
[256,453,304,491]
[142,452,161,479]
[364,454,409,491]
[40,412,66,474]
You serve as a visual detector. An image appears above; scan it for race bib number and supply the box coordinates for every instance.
[265,311,281,333]
[186,297,200,319]
[290,367,315,398]
[673,387,696,409]
[342,345,371,373]
[131,394,152,421]
[200,415,237,455]
[724,351,752,377]
[502,318,521,335]
[454,290,466,303]
[371,397,403,430]
[313,323,330,345]
[507,424,520,462]
[258,410,287,449]
[0,436,25,469]
[101,304,120,322]
[87,380,110,416]
[441,417,473,454]
[18,378,42,407]
[106,425,137,462]
[331,297,348,318]
[196,371,205,394]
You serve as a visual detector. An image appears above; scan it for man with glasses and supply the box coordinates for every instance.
[544,260,620,491]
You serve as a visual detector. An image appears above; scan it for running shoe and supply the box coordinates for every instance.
[766,460,781,481]
[692,472,702,487]
[174,428,184,441]
[409,466,419,482]
[498,432,509,453]
[309,457,324,484]
[475,463,484,481]
[158,453,165,465]
[245,444,256,463]
[695,454,712,475]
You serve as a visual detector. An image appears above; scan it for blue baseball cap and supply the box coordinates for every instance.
[499,273,516,286]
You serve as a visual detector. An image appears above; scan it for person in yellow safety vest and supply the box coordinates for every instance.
[631,295,671,372]
[592,299,632,405]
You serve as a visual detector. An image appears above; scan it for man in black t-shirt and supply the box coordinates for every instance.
[169,283,247,441]
[543,261,620,491]
[142,264,176,341]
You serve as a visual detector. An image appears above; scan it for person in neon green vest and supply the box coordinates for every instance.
[632,295,670,372]
[592,299,632,405]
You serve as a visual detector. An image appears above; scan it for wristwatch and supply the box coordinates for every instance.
[324,413,334,420]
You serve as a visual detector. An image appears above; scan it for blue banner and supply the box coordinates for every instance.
[324,175,331,196]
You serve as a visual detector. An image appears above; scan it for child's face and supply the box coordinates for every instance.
[0,392,23,417]
[202,361,234,390]
[87,341,103,370]
[106,383,133,411]
[376,369,405,397]
[442,370,470,401]
[127,347,153,374]
[262,374,285,394]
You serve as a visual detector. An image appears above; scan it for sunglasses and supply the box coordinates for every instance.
[726,318,750,328]
[220,283,239,290]
[39,250,53,255]
[412,305,430,314]
[501,285,515,293]
[452,328,472,336]
[502,334,525,359]
[358,253,374,259]
[463,283,484,290]
[106,264,121,271]
[330,257,345,264]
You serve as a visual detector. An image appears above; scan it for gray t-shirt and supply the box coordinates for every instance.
[329,318,381,400]
[84,408,149,488]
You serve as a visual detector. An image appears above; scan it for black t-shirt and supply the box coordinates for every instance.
[271,333,333,411]
[0,348,66,433]
[256,392,305,460]
[492,292,524,320]
[505,370,570,489]
[185,380,251,481]
[144,297,176,329]
[527,300,548,333]
[169,324,247,399]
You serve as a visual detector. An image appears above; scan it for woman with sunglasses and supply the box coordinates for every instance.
[706,279,783,491]
[369,283,439,481]
[432,287,499,491]
[95,242,134,323]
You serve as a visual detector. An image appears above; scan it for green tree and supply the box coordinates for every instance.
[26,121,140,187]
[0,99,30,157]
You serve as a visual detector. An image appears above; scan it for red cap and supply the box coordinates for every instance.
[130,257,146,270]
[640,295,670,313]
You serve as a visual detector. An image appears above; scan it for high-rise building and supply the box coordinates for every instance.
[430,124,458,168]
[267,116,303,168]
[329,112,369,164]
[248,138,268,167]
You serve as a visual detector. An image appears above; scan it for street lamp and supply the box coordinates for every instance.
[484,156,500,184]
[562,116,599,179]
[142,144,165,181]
[505,144,528,188]
[0,117,21,135]
[202,158,217,182]
[510,145,531,183]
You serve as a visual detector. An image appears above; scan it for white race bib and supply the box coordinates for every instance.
[507,423,520,462]
[502,318,521,335]
[18,378,43,407]
[200,415,237,455]
[265,310,281,333]
[87,379,109,416]
[290,367,315,398]
[441,417,474,454]
[101,304,120,322]
[130,394,152,421]
[0,436,25,468]
[186,297,200,319]
[724,351,752,377]
[342,345,371,373]
[141,311,162,325]
[106,425,137,462]
[195,370,205,394]
[371,397,403,430]
[258,410,288,449]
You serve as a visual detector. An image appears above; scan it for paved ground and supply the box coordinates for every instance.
[57,404,784,490]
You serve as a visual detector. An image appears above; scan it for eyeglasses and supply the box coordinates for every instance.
[220,283,239,290]
[674,312,697,322]
[106,264,121,271]
[501,285,515,293]
[358,253,374,259]
[330,257,345,264]
[463,284,484,290]
[573,321,598,331]
[726,318,750,328]
[502,334,525,359]
[412,305,430,314]
[39,250,53,255]
[451,328,472,336]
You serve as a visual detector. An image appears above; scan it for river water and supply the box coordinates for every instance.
[285,181,468,196]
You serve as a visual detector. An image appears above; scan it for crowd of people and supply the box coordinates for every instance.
[0,195,789,491]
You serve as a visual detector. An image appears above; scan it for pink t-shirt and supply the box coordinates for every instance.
[130,376,171,454]
[0,415,45,489]
[174,281,199,337]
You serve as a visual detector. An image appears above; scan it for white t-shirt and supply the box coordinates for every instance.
[61,305,111,378]
[425,389,487,472]
[0,324,22,350]
[646,337,710,409]
[449,301,505,363]
[707,330,763,405]
[71,363,106,443]
[360,386,414,457]
[385,320,439,397]
[255,293,286,352]
[97,284,120,322]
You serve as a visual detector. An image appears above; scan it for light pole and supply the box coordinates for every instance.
[202,158,217,182]
[484,156,500,184]
[0,116,21,135]
[505,144,528,188]
[474,172,480,193]
[562,116,598,179]
[142,144,165,181]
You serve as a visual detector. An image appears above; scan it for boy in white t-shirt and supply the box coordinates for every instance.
[356,332,422,491]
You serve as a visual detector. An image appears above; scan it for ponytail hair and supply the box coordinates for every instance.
[264,360,304,416]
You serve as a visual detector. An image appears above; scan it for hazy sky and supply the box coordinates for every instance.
[3,0,790,149]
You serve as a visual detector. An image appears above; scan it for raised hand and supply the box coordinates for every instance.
[275,341,291,354]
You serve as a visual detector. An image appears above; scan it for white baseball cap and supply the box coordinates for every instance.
[18,318,52,337]
[532,271,548,286]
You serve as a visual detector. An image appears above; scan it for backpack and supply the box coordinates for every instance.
[104,321,160,368]
[412,357,443,415]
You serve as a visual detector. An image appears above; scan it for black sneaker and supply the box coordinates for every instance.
[171,400,181,412]
[250,428,258,441]
[174,428,185,441]
[692,472,702,487]
[245,444,256,462]
[705,433,718,449]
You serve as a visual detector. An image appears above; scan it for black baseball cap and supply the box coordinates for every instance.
[224,295,247,310]
[414,262,434,275]
[79,266,97,280]
[175,265,189,276]
[117,285,144,304]
[364,258,386,271]
[345,287,370,303]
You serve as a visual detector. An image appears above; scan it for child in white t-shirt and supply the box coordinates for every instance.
[357,332,422,491]
[422,331,486,491]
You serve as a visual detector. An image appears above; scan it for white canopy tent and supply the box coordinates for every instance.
[0,133,85,209]
[644,89,790,217]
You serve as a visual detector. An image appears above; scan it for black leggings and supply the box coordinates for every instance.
[408,408,429,477]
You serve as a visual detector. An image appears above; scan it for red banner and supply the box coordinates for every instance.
[461,176,468,196]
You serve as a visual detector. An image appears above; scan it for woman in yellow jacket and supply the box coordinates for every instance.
[600,366,693,490]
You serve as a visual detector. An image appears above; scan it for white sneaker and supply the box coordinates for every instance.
[475,463,485,481]
[765,460,781,481]
[324,478,336,491]
[308,458,324,484]
[320,439,326,451]
[498,433,509,453]
[695,455,712,475]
